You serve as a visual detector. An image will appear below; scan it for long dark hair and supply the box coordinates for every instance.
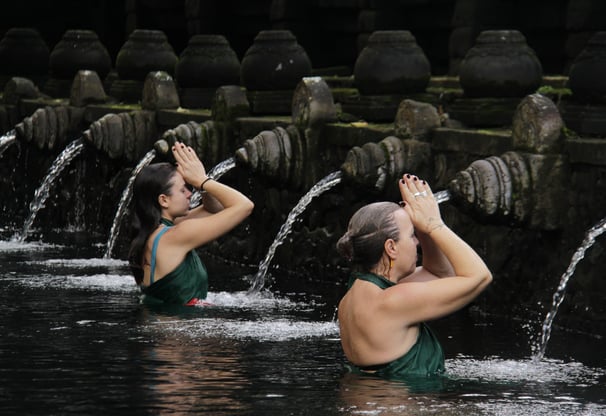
[128,162,176,284]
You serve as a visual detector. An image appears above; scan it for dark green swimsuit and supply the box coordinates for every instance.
[345,272,445,380]
[139,218,209,305]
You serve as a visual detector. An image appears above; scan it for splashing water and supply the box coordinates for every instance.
[0,129,16,158]
[189,157,237,209]
[248,171,343,293]
[16,138,86,242]
[434,189,451,204]
[532,215,606,360]
[103,149,157,259]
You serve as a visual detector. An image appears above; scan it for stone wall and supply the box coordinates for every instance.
[1,1,606,334]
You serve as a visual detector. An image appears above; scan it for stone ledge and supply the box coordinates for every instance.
[324,122,395,147]
[83,103,138,124]
[566,138,606,166]
[431,127,512,156]
[156,107,211,129]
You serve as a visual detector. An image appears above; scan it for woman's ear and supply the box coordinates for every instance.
[384,238,397,257]
[158,194,169,209]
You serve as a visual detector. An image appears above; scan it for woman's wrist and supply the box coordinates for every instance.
[427,222,445,235]
[423,216,445,236]
[199,177,213,190]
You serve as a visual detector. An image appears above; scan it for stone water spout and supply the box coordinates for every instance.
[235,77,337,189]
[83,110,157,161]
[448,93,567,230]
[339,99,440,192]
[161,120,220,166]
[235,125,305,189]
[15,105,82,150]
[340,136,432,192]
[447,150,568,230]
[9,70,108,150]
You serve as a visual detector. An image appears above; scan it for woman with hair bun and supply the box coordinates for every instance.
[337,173,492,381]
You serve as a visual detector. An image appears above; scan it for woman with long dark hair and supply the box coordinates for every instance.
[129,141,254,305]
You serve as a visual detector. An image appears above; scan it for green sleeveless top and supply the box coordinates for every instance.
[345,272,445,380]
[139,218,209,305]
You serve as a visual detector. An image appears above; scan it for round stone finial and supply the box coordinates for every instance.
[568,31,606,104]
[354,30,431,95]
[176,34,240,88]
[115,29,178,81]
[49,29,111,80]
[240,30,312,91]
[459,30,543,98]
[0,27,49,87]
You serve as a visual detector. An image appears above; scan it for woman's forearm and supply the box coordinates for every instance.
[201,190,224,213]
[203,179,254,214]
[428,225,491,282]
[417,231,455,277]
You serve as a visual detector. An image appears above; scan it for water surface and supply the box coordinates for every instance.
[0,233,604,415]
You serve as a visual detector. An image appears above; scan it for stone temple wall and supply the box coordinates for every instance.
[1,0,606,334]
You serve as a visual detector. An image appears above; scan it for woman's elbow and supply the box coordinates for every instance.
[237,199,254,220]
[480,270,493,289]
[244,199,254,216]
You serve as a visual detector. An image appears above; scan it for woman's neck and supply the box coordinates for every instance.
[160,217,174,226]
[369,268,393,283]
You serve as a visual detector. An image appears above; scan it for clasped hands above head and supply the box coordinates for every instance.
[171,141,208,188]
[398,173,444,236]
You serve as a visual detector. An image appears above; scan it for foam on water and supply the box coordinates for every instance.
[447,354,603,385]
[470,400,605,416]
[26,258,129,268]
[145,290,338,341]
[206,290,318,310]
[6,273,137,292]
[153,317,339,341]
[0,240,61,251]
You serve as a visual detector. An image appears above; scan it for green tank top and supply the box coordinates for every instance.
[140,218,209,305]
[345,272,446,380]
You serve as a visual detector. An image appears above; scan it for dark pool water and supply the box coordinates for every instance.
[1,233,605,415]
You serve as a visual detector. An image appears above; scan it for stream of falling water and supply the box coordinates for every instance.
[248,170,343,293]
[434,189,451,204]
[532,215,606,360]
[16,138,85,242]
[0,129,16,158]
[189,157,237,209]
[103,149,157,259]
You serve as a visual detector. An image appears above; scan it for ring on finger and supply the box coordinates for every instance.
[413,191,428,197]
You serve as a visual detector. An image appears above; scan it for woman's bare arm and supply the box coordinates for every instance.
[169,142,254,251]
[387,175,491,323]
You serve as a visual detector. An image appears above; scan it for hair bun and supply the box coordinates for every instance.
[336,232,354,262]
